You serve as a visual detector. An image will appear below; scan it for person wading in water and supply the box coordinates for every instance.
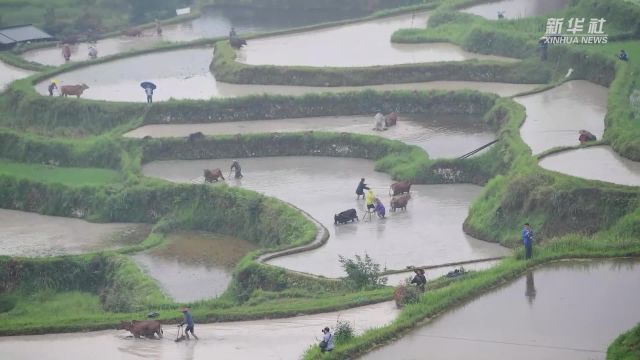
[230,160,243,179]
[179,308,198,340]
[355,178,370,199]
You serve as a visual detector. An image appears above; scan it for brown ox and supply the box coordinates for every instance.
[390,193,411,212]
[60,84,89,98]
[390,181,411,196]
[119,320,163,339]
[385,112,398,127]
[204,168,225,182]
[122,28,143,37]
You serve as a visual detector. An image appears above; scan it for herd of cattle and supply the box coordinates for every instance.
[334,180,412,224]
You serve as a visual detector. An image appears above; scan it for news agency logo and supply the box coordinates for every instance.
[543,17,608,44]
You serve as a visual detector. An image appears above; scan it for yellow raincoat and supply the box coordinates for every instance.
[366,190,375,207]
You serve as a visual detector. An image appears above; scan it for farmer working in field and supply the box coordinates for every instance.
[411,268,426,292]
[179,307,198,340]
[355,178,370,199]
[230,160,243,179]
[366,190,376,212]
[48,81,58,96]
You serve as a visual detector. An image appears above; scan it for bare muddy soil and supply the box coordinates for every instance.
[539,146,640,187]
[363,259,640,360]
[237,12,517,67]
[0,209,150,257]
[21,6,367,66]
[142,157,511,278]
[132,231,257,302]
[127,113,497,159]
[461,0,571,20]
[518,80,607,155]
[0,301,398,360]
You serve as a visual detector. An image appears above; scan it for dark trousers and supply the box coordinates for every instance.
[525,243,532,259]
[147,95,153,104]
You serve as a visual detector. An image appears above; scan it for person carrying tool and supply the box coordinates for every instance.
[355,178,370,199]
[230,160,243,179]
[179,307,198,340]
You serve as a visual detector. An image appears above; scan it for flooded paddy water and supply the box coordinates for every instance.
[0,60,34,92]
[385,259,502,286]
[461,0,571,20]
[35,48,538,102]
[126,114,497,159]
[237,12,517,67]
[0,209,150,257]
[142,157,511,278]
[363,259,640,360]
[517,80,608,155]
[539,146,640,187]
[21,6,367,66]
[0,300,398,360]
[132,231,257,302]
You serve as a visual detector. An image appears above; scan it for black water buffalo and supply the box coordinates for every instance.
[334,209,358,224]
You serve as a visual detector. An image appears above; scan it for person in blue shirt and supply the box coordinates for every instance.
[522,223,534,259]
[180,307,198,340]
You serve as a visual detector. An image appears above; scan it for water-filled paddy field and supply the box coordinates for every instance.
[517,80,608,155]
[539,146,640,187]
[21,6,367,66]
[0,301,398,360]
[237,12,516,67]
[127,113,497,159]
[363,259,640,360]
[460,0,572,20]
[0,209,150,257]
[0,60,34,92]
[35,48,537,101]
[132,231,258,302]
[142,157,511,278]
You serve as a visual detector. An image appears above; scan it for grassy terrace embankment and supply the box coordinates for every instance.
[392,0,640,161]
[1,0,639,349]
[0,159,120,186]
[300,0,640,357]
[301,91,640,360]
[608,322,640,360]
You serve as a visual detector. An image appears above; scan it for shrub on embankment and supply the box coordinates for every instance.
[145,89,498,124]
[211,40,551,86]
[461,98,640,247]
[0,253,168,313]
[393,8,617,86]
[0,80,145,137]
[0,130,123,169]
[608,322,640,360]
[0,175,314,250]
[141,131,437,182]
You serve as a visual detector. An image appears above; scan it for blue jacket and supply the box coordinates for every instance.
[522,228,533,246]
[182,312,194,327]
